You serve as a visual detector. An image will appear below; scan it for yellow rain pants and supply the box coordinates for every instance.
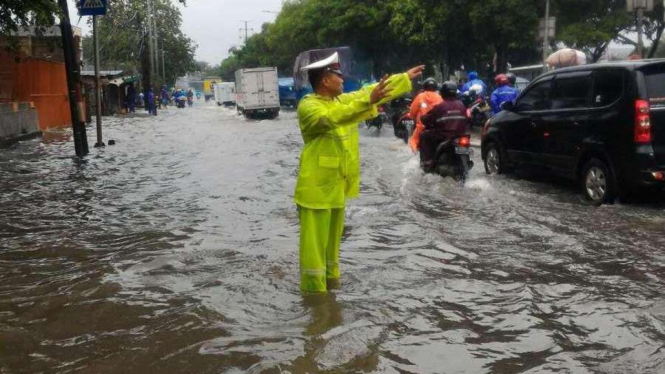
[295,73,413,293]
[299,206,345,293]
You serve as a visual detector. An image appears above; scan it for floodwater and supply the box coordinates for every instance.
[1,102,664,373]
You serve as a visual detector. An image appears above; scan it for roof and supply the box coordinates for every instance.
[80,70,125,78]
[541,58,665,76]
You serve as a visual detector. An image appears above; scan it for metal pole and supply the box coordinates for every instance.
[542,0,550,73]
[93,15,104,147]
[147,0,154,87]
[57,0,89,157]
[162,49,166,82]
[637,7,645,58]
[153,1,159,79]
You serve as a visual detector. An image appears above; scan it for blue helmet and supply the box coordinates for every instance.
[468,71,478,81]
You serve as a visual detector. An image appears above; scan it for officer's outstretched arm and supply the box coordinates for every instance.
[337,73,412,106]
[298,97,376,134]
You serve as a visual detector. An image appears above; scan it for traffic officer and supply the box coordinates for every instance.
[295,51,424,292]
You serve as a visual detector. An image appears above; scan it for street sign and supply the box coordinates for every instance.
[538,17,556,40]
[627,0,654,12]
[78,0,107,16]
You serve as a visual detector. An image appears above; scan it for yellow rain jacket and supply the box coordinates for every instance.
[295,73,412,209]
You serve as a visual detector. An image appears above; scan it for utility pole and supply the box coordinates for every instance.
[147,0,155,88]
[542,0,551,73]
[162,49,166,83]
[93,15,104,147]
[153,1,159,79]
[240,20,252,44]
[58,0,89,157]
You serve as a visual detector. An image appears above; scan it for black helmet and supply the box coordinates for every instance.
[506,72,517,86]
[422,77,438,91]
[440,81,458,98]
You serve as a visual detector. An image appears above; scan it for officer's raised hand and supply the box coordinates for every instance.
[370,75,394,104]
[406,65,426,80]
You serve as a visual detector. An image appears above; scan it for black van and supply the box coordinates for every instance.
[481,60,665,205]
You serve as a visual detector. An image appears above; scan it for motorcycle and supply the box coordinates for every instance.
[365,105,387,132]
[425,134,474,182]
[177,96,187,108]
[390,98,414,143]
[460,90,490,130]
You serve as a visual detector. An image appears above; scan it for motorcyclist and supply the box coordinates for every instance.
[490,74,519,114]
[408,77,443,152]
[419,81,469,172]
[160,85,169,108]
[460,71,487,98]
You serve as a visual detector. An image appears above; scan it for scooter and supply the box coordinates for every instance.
[390,98,414,143]
[467,98,491,130]
[366,105,387,131]
[177,96,187,108]
[187,96,194,107]
[425,134,474,182]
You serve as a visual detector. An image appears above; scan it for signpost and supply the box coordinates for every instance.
[627,0,655,58]
[78,0,107,148]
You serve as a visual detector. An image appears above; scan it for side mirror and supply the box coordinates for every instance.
[501,100,515,111]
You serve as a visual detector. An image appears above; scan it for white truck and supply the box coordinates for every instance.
[213,82,236,106]
[235,67,280,118]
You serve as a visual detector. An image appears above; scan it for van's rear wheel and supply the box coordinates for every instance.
[581,158,615,205]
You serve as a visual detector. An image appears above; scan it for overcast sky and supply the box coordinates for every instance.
[68,0,282,65]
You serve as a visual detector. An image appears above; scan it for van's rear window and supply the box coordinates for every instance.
[645,71,665,104]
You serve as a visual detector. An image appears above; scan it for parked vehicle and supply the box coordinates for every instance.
[235,67,280,119]
[278,77,297,108]
[214,82,236,106]
[481,60,665,205]
[425,134,474,182]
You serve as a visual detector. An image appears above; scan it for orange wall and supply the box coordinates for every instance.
[0,53,85,130]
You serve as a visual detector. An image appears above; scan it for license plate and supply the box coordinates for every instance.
[455,147,473,155]
[403,120,414,125]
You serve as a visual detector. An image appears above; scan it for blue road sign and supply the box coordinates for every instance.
[78,0,107,16]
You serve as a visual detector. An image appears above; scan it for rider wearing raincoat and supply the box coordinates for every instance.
[296,52,424,292]
[461,71,488,97]
[408,78,443,152]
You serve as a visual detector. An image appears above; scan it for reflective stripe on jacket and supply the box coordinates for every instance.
[295,73,412,209]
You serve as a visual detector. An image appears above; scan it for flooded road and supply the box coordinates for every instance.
[1,103,665,373]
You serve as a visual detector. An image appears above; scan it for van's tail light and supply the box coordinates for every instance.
[635,99,652,143]
[456,135,471,148]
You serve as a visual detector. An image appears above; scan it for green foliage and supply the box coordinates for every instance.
[556,0,631,62]
[0,0,60,51]
[81,0,197,86]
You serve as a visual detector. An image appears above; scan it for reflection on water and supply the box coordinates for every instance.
[0,104,664,373]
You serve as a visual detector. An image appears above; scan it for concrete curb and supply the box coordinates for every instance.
[0,131,43,148]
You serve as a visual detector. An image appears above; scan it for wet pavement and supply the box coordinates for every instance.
[1,102,665,373]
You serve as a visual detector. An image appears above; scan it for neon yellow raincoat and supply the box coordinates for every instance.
[295,73,412,292]
[295,73,413,208]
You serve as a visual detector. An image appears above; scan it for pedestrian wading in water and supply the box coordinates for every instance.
[295,51,425,292]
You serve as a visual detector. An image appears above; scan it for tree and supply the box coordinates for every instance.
[556,0,631,62]
[0,0,60,50]
[81,0,197,87]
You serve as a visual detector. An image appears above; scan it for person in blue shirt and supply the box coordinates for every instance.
[461,71,488,97]
[490,74,520,114]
